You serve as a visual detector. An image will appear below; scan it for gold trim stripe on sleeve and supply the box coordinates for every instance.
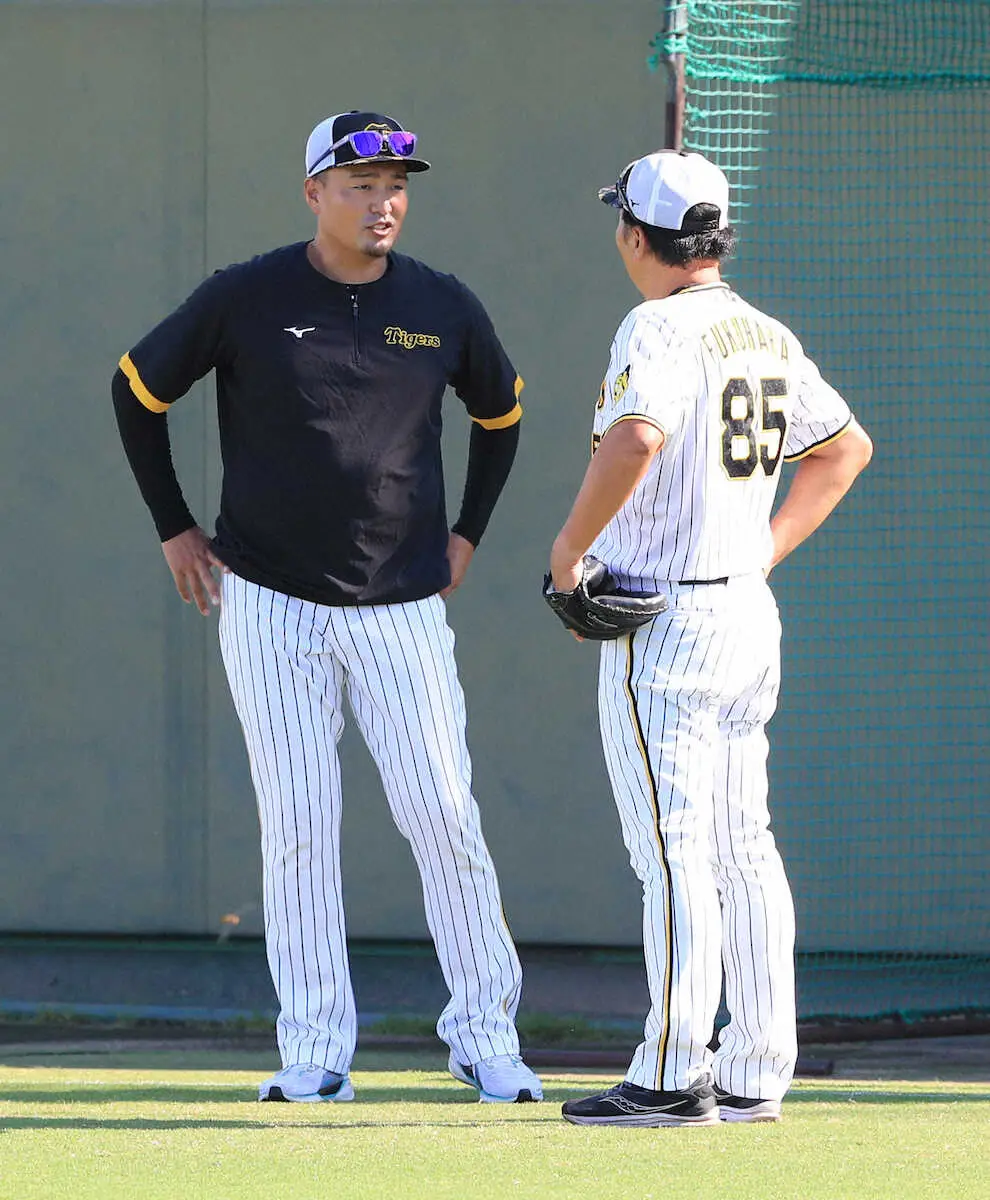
[119,352,170,413]
[472,399,523,430]
[604,413,666,438]
[623,633,675,1091]
[783,417,852,462]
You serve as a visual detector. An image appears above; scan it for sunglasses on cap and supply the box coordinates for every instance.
[598,167,633,213]
[309,130,418,174]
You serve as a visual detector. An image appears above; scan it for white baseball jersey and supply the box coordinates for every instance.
[591,282,852,587]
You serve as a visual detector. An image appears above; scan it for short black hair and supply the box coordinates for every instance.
[621,203,736,267]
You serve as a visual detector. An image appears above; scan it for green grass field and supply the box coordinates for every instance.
[0,1047,986,1200]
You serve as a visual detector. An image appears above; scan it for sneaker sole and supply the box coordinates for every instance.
[718,1103,781,1124]
[479,1087,542,1104]
[562,1110,719,1128]
[260,1080,355,1104]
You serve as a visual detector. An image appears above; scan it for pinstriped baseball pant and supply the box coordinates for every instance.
[218,572,523,1073]
[598,573,797,1100]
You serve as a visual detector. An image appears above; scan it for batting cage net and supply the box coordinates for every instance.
[652,1,989,1029]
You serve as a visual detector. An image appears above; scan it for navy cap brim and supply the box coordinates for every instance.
[354,155,430,173]
[308,156,431,178]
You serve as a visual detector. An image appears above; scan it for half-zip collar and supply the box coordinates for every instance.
[349,289,360,364]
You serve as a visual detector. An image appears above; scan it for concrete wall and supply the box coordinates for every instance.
[0,1,985,953]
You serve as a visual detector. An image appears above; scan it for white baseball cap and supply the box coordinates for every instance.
[599,150,729,232]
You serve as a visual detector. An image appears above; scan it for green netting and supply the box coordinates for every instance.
[652,1,802,208]
[651,2,990,1023]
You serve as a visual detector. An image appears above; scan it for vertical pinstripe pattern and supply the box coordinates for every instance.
[712,666,797,1101]
[583,284,843,1103]
[617,635,676,1084]
[219,574,354,1072]
[597,575,796,1099]
[218,574,522,1071]
[591,288,853,590]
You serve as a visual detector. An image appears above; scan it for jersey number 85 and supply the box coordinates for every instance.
[721,377,788,480]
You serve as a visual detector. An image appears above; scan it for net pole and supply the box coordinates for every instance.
[663,1,687,150]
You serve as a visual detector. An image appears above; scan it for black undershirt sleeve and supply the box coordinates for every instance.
[112,367,197,542]
[451,421,520,547]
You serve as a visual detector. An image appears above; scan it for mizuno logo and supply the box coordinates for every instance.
[284,326,316,339]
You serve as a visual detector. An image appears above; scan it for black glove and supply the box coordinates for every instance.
[543,555,668,641]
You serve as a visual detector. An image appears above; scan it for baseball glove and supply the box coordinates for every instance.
[542,555,668,641]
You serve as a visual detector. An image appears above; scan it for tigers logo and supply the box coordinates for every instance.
[384,326,441,350]
[613,366,630,404]
[366,121,396,151]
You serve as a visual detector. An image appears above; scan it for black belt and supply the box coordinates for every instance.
[677,577,729,586]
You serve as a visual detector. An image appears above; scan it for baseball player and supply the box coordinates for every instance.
[112,110,542,1105]
[549,151,872,1127]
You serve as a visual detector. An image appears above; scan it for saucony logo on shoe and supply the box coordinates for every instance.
[602,1094,686,1114]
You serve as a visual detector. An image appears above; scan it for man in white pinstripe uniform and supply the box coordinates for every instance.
[551,151,872,1126]
[112,110,541,1104]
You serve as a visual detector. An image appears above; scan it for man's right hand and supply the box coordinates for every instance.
[161,527,229,615]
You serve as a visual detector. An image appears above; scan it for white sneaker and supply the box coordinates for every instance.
[713,1086,782,1123]
[258,1063,355,1103]
[448,1052,543,1103]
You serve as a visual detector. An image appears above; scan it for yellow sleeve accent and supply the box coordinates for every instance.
[603,412,666,437]
[472,399,523,431]
[783,418,852,462]
[119,352,170,414]
[514,374,524,398]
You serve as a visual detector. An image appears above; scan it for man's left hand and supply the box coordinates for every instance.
[441,532,475,598]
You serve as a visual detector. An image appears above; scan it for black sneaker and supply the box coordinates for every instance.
[561,1080,718,1127]
[714,1086,782,1123]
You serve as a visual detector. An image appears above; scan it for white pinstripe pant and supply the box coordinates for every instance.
[598,574,797,1100]
[218,573,523,1072]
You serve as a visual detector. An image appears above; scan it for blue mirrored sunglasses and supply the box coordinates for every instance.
[310,130,418,174]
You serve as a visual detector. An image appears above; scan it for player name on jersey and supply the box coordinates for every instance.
[701,315,791,363]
